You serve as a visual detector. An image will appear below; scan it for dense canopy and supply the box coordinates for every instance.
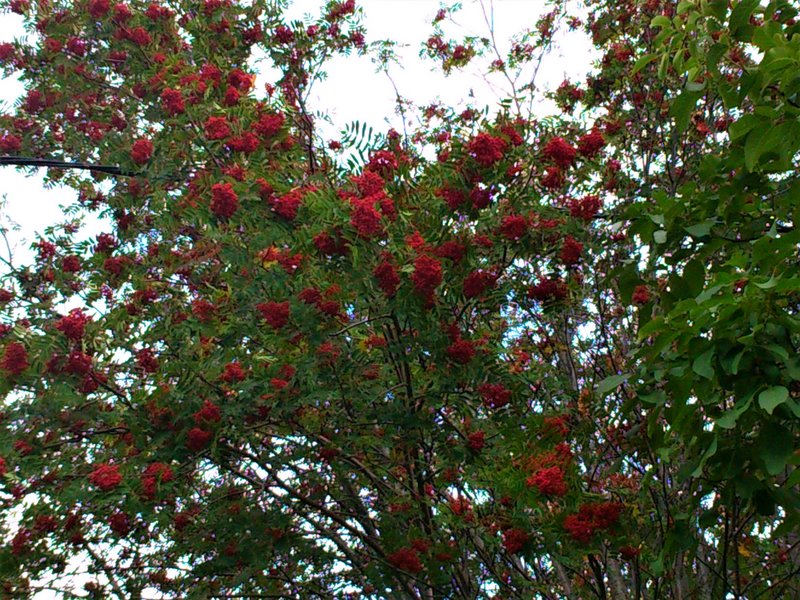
[0,0,799,598]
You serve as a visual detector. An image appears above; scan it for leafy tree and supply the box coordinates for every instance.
[0,0,798,598]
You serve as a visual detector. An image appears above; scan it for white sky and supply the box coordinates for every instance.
[0,1,595,597]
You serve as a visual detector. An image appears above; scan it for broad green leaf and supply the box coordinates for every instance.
[670,90,703,134]
[707,43,729,71]
[758,386,788,414]
[692,348,715,380]
[650,552,665,576]
[756,422,793,475]
[632,53,658,76]
[715,396,753,429]
[744,125,768,171]
[696,284,724,303]
[684,219,716,238]
[753,276,779,289]
[754,105,780,119]
[683,259,705,298]
[597,373,630,394]
[639,390,666,405]
[638,316,665,340]
[752,21,782,50]
[765,344,789,361]
[691,436,718,477]
[786,469,800,489]
[785,398,800,418]
[728,114,760,141]
[704,0,727,19]
[686,79,706,92]
[651,15,673,28]
[787,356,800,380]
[730,0,759,39]
[658,51,670,79]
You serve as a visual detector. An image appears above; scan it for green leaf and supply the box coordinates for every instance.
[639,390,666,405]
[728,114,761,141]
[744,125,768,171]
[787,469,800,489]
[686,79,706,92]
[705,0,727,19]
[670,90,702,134]
[691,435,718,477]
[650,552,665,576]
[729,0,760,39]
[744,121,794,171]
[683,259,705,298]
[716,390,754,429]
[756,422,793,475]
[730,349,745,375]
[638,316,665,340]
[651,15,673,28]
[758,386,788,414]
[616,267,642,303]
[784,398,800,418]
[753,487,776,516]
[684,219,717,238]
[753,19,780,52]
[787,356,800,380]
[654,230,667,244]
[765,344,789,361]
[632,53,658,75]
[754,105,780,119]
[698,508,719,528]
[707,43,729,71]
[692,348,715,380]
[597,373,630,395]
[753,276,779,289]
[658,51,670,79]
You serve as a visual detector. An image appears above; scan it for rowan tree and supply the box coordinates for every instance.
[0,0,799,598]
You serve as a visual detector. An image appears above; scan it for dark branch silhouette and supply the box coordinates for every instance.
[0,155,135,177]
